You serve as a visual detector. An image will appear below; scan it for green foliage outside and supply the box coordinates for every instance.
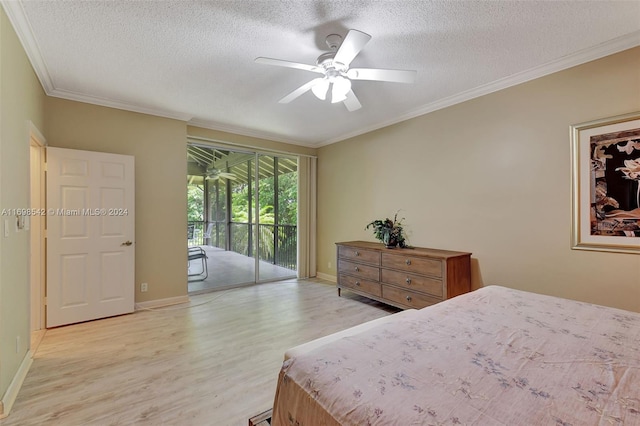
[187,167,297,265]
[227,169,297,261]
[230,206,275,259]
[229,173,297,225]
[277,172,298,225]
[188,186,204,222]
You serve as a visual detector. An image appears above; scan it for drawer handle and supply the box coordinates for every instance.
[355,281,361,286]
[355,251,360,256]
[406,295,412,302]
[355,266,360,272]
[405,278,411,284]
[405,259,411,265]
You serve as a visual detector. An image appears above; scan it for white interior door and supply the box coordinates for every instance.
[46,147,135,328]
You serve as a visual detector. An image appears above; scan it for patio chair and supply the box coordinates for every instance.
[202,223,214,245]
[187,224,196,245]
[188,246,208,281]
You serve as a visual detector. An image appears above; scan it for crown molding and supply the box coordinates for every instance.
[48,88,193,121]
[315,31,640,147]
[1,0,55,92]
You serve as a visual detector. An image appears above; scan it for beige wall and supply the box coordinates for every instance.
[0,6,46,401]
[45,98,187,303]
[317,47,640,312]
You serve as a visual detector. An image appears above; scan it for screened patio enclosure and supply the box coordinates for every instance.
[187,144,298,292]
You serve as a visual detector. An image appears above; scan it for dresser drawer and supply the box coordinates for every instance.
[382,285,442,309]
[339,274,382,297]
[338,259,380,281]
[381,269,443,298]
[338,245,380,265]
[381,253,442,277]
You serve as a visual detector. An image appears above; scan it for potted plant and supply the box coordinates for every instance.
[365,212,407,248]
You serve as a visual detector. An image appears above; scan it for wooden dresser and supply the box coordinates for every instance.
[336,241,471,309]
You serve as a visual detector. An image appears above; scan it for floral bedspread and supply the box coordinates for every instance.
[272,286,640,425]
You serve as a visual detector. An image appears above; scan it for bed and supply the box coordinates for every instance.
[271,286,640,425]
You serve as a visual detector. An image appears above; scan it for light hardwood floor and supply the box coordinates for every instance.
[1,279,398,426]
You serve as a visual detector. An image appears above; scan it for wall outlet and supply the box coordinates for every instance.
[141,282,148,292]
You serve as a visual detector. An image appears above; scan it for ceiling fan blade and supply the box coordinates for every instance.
[279,78,324,104]
[334,29,371,66]
[255,57,324,74]
[343,90,362,112]
[206,174,236,181]
[219,172,237,180]
[347,68,416,83]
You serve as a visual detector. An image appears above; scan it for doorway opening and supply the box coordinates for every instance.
[187,143,298,293]
[29,124,46,334]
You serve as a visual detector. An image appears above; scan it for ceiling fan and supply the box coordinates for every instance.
[205,165,236,181]
[255,29,416,112]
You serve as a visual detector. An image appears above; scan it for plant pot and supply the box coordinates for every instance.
[384,237,398,249]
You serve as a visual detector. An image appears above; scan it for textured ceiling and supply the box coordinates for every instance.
[3,1,640,147]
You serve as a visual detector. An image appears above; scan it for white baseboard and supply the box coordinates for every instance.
[135,295,190,311]
[0,350,33,419]
[316,272,337,283]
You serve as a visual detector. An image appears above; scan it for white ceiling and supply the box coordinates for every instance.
[3,1,640,147]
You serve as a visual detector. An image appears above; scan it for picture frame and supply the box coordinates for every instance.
[571,111,640,253]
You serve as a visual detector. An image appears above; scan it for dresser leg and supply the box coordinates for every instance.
[338,288,341,297]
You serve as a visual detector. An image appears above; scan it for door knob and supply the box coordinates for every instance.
[121,240,133,246]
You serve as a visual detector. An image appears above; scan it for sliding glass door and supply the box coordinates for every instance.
[186,144,298,293]
[256,154,298,282]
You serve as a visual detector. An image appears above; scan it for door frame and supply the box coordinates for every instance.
[28,121,46,331]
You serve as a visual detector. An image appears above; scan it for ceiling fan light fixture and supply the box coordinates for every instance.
[256,29,416,111]
[331,76,351,103]
[311,78,329,100]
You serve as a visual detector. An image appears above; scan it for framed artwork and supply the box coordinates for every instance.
[571,111,640,253]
